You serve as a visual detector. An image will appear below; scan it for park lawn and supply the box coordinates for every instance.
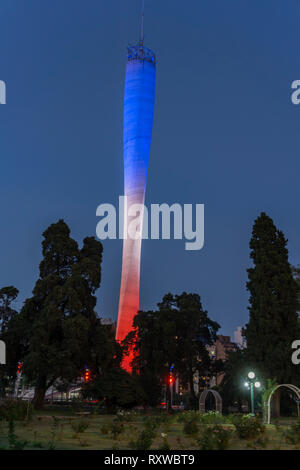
[0,412,299,450]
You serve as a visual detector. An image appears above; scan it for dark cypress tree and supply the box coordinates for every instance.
[18,220,104,409]
[245,213,300,388]
[0,286,19,334]
[0,286,20,397]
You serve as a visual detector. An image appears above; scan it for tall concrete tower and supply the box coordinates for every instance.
[116,3,156,370]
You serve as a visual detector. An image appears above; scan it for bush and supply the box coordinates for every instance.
[7,419,28,450]
[129,429,155,450]
[247,435,269,449]
[115,410,137,422]
[281,420,300,445]
[232,414,265,440]
[71,419,90,434]
[31,441,44,448]
[100,423,110,435]
[143,416,161,433]
[196,425,232,450]
[177,411,198,424]
[183,415,199,436]
[199,411,226,425]
[0,400,33,421]
[159,434,171,450]
[110,418,125,440]
[129,416,159,450]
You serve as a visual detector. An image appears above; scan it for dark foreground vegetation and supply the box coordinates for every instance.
[0,401,300,450]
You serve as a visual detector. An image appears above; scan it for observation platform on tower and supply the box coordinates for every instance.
[127,44,156,65]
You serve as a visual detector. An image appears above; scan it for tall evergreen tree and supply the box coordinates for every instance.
[16,220,103,409]
[291,265,300,314]
[245,212,300,387]
[0,286,20,397]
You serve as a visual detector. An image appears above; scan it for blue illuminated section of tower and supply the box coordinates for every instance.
[116,31,156,362]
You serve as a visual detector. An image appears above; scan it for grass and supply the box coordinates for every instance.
[0,408,299,450]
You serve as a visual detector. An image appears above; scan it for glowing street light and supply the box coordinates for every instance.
[244,371,261,416]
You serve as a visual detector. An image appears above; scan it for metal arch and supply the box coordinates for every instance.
[0,340,5,364]
[199,389,223,414]
[266,384,300,424]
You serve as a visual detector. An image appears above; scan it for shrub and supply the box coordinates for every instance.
[101,423,110,435]
[0,400,33,421]
[159,434,171,450]
[47,416,60,450]
[281,420,300,445]
[183,415,199,436]
[31,441,43,448]
[78,438,90,447]
[247,435,269,449]
[129,417,158,450]
[71,419,90,434]
[144,416,162,433]
[160,414,176,432]
[129,428,155,450]
[177,411,198,424]
[232,414,265,440]
[196,425,232,450]
[110,418,124,440]
[199,411,226,425]
[7,419,28,450]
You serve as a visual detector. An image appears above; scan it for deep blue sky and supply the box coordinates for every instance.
[1,0,300,337]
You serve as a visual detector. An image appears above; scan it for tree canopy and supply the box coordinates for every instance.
[124,292,220,408]
[12,220,106,408]
[244,212,300,385]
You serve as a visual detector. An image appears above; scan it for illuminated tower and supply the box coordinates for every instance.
[116,4,156,369]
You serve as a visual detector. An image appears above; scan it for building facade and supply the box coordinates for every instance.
[207,335,237,386]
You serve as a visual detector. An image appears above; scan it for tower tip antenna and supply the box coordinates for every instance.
[140,0,145,46]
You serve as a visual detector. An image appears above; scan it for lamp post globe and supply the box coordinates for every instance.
[245,371,260,416]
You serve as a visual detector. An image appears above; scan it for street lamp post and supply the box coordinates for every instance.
[244,371,260,416]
